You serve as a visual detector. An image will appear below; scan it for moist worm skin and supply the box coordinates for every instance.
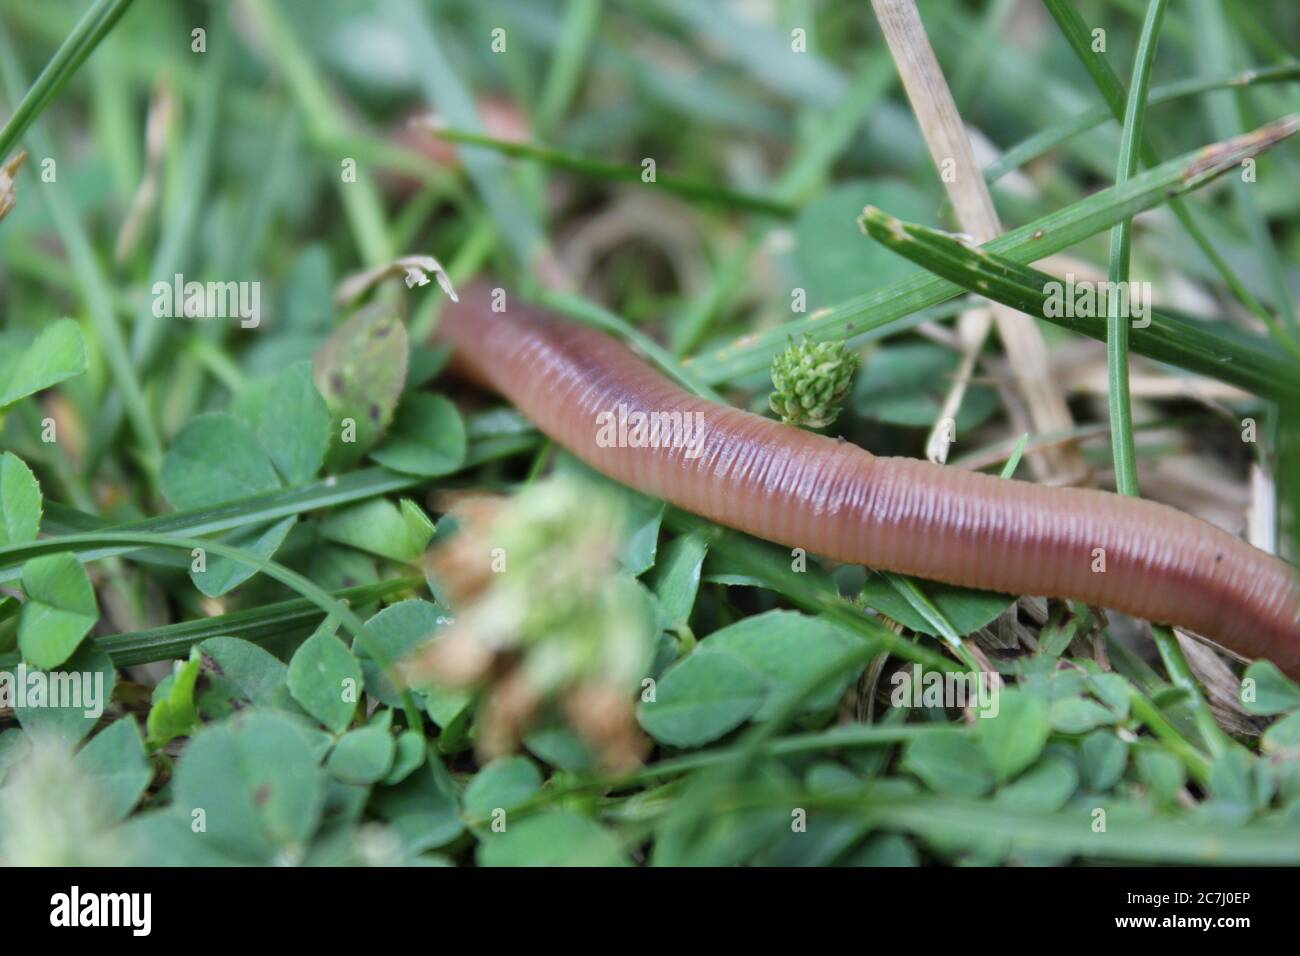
[436,287,1300,679]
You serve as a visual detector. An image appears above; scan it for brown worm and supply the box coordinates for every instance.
[436,286,1300,680]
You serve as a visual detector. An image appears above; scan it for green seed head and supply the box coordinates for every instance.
[768,336,859,429]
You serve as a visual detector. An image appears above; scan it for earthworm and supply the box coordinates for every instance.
[435,286,1300,680]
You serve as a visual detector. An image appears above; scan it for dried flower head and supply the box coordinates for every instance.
[405,477,653,769]
[0,733,125,866]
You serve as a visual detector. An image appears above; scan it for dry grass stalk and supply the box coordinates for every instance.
[114,75,176,263]
[870,0,1088,485]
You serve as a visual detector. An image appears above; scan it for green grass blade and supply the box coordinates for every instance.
[0,0,137,161]
[0,468,422,580]
[881,572,969,659]
[88,19,229,468]
[2,421,537,583]
[857,203,1300,401]
[0,530,426,732]
[985,63,1300,183]
[1106,0,1167,498]
[689,118,1299,385]
[241,0,393,266]
[1192,0,1298,336]
[421,126,795,218]
[1043,0,1295,350]
[862,797,1300,864]
[534,0,602,137]
[390,0,546,271]
[1101,1,1227,758]
[0,21,162,474]
[998,433,1030,479]
[0,576,420,670]
[668,56,897,356]
[488,721,957,819]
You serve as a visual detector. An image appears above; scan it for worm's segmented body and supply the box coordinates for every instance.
[438,288,1300,679]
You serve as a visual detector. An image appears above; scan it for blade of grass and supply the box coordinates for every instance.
[0,0,138,161]
[646,0,847,107]
[833,795,1298,863]
[89,19,229,468]
[1103,0,1227,758]
[1225,2,1296,62]
[623,779,1300,862]
[688,118,1297,384]
[1150,620,1230,757]
[88,40,138,199]
[1105,0,1166,498]
[0,22,163,476]
[998,433,1030,479]
[0,576,420,670]
[880,571,983,673]
[856,199,1300,401]
[390,0,547,273]
[669,56,897,355]
[241,0,393,266]
[1192,0,1297,334]
[534,0,603,137]
[0,531,426,733]
[419,126,795,218]
[952,414,1216,473]
[494,721,962,822]
[773,57,899,206]
[1,468,420,581]
[950,0,1016,109]
[871,0,1083,483]
[985,64,1300,183]
[1043,0,1298,352]
[3,419,537,583]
